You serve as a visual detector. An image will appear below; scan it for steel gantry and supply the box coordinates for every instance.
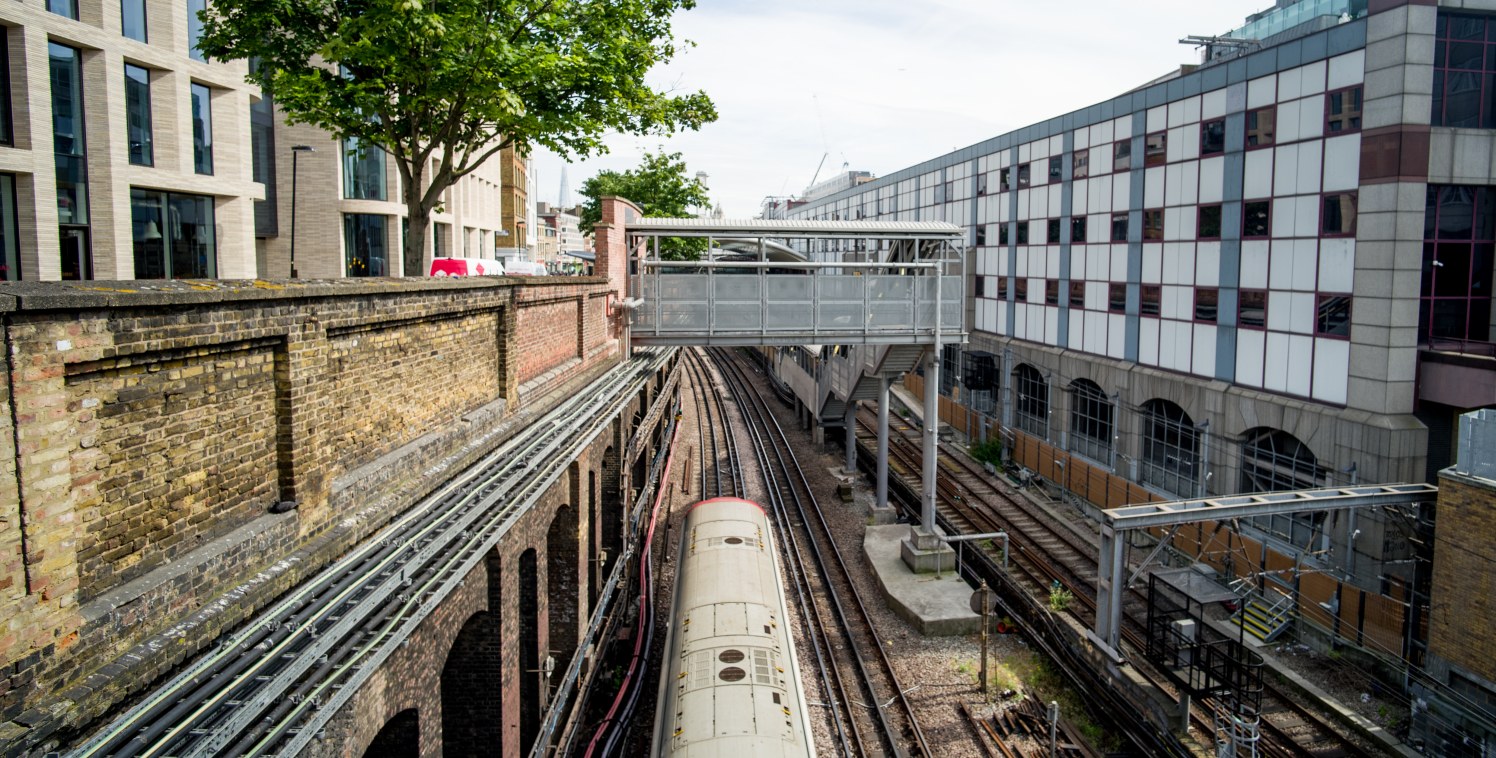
[1091,482,1440,659]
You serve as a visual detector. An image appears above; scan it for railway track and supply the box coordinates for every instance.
[712,348,931,758]
[75,349,674,758]
[862,408,1371,758]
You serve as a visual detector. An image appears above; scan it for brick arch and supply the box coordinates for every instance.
[439,551,503,755]
[362,708,419,758]
[547,503,580,683]
[518,547,541,755]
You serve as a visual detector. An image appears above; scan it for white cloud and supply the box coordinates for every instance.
[533,0,1271,217]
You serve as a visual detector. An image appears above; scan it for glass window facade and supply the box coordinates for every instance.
[345,214,388,276]
[1139,400,1199,497]
[191,83,212,174]
[125,64,153,166]
[1067,379,1112,464]
[1422,185,1496,344]
[131,189,216,279]
[122,0,147,41]
[50,42,91,280]
[1013,364,1048,439]
[0,174,18,281]
[0,32,12,146]
[187,0,206,61]
[1432,12,1496,128]
[48,0,77,20]
[343,137,386,200]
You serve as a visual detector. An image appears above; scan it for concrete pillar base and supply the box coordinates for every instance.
[869,505,899,525]
[900,526,955,573]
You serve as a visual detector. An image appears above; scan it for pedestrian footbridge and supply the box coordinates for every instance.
[624,218,965,347]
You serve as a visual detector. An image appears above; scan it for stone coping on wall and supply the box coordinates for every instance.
[0,276,609,312]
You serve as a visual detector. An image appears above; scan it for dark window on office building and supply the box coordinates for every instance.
[1199,204,1222,239]
[1433,13,1496,128]
[1108,283,1126,312]
[1113,140,1131,172]
[1014,277,1028,302]
[1045,279,1059,305]
[131,189,216,279]
[1047,218,1061,244]
[996,276,1008,299]
[125,64,153,166]
[1073,149,1089,179]
[346,214,389,276]
[1141,284,1161,316]
[977,173,988,196]
[1111,213,1129,242]
[187,0,206,60]
[0,174,18,280]
[1143,209,1164,241]
[1326,86,1363,133]
[1145,131,1167,167]
[1316,294,1352,337]
[1016,221,1029,245]
[1322,193,1357,236]
[1071,217,1087,243]
[51,42,91,280]
[975,275,987,298]
[251,92,277,236]
[122,0,147,40]
[1195,288,1219,322]
[48,0,77,20]
[1000,167,1011,192]
[0,32,12,147]
[975,225,986,246]
[1247,106,1276,147]
[1243,200,1271,238]
[343,137,386,200]
[1069,280,1086,309]
[191,83,213,174]
[1240,289,1268,329]
[1048,156,1062,183]
[998,223,1009,245]
[1017,163,1031,188]
[1422,185,1496,343]
[1200,119,1225,156]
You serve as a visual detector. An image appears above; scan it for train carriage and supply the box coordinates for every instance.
[651,497,816,757]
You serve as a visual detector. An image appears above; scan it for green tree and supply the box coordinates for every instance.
[200,0,716,271]
[578,150,711,260]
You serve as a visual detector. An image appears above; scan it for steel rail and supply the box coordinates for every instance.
[714,348,931,758]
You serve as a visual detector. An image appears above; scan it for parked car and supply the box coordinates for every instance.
[503,261,548,276]
[429,257,504,277]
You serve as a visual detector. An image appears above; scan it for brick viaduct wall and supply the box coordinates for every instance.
[1427,470,1496,687]
[0,268,630,751]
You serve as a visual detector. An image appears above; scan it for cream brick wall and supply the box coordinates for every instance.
[0,0,263,280]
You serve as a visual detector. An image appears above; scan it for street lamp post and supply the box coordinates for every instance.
[289,145,316,278]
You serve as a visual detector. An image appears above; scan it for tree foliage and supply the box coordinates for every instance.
[199,0,717,266]
[577,150,711,260]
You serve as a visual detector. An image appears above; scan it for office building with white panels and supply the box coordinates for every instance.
[787,0,1496,595]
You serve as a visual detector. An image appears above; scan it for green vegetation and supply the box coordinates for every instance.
[1048,584,1074,613]
[969,436,1004,467]
[200,0,716,264]
[579,151,712,260]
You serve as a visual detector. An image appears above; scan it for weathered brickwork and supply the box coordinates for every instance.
[0,264,630,750]
[1428,471,1496,685]
[323,309,503,472]
[70,334,281,598]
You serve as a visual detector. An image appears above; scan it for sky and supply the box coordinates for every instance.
[530,0,1271,218]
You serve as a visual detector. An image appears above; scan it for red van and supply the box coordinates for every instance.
[429,257,503,277]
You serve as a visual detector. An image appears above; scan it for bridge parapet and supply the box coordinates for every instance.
[0,274,621,752]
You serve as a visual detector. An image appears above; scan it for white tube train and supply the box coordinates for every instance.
[651,497,817,757]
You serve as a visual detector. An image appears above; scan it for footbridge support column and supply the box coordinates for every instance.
[902,347,954,573]
[872,376,897,525]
